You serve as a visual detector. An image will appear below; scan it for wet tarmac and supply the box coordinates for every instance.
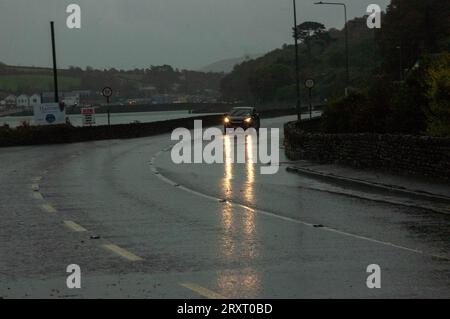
[0,116,449,298]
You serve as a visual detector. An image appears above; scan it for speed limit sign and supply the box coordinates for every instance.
[102,87,113,98]
[305,79,315,89]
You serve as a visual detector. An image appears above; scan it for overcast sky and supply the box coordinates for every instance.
[0,0,390,70]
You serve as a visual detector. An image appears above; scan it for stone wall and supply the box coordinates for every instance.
[284,121,450,179]
[0,115,223,147]
[0,110,302,148]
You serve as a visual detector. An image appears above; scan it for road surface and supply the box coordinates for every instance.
[0,116,449,298]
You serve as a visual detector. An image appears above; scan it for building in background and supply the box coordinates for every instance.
[29,94,41,106]
[41,90,96,106]
[16,94,29,108]
[62,95,80,107]
[4,95,17,106]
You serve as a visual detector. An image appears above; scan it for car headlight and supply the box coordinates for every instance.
[224,117,230,123]
[245,118,252,123]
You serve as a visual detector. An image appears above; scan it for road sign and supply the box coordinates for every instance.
[305,79,315,89]
[102,87,113,98]
[81,107,96,126]
[33,103,66,125]
[102,87,113,126]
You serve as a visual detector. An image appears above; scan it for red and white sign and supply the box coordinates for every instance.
[81,107,96,126]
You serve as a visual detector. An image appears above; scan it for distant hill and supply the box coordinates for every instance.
[0,64,223,99]
[199,54,262,73]
[220,17,380,103]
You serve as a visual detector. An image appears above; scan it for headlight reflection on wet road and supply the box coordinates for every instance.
[218,133,261,297]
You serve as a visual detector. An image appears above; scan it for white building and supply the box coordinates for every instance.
[16,94,29,107]
[62,95,80,106]
[29,94,41,106]
[4,95,16,106]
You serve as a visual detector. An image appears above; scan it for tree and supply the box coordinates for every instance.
[425,53,450,136]
[376,0,450,80]
[248,64,292,103]
[293,21,326,57]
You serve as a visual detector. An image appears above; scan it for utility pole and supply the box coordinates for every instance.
[293,0,301,122]
[314,2,349,95]
[343,3,349,95]
[50,21,59,103]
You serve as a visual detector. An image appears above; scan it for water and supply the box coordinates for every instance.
[0,111,217,128]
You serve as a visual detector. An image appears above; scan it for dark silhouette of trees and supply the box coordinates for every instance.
[293,21,326,57]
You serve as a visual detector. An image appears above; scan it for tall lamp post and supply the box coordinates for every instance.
[314,1,349,95]
[292,0,301,122]
[50,21,59,103]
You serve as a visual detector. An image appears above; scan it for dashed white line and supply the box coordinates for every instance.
[64,220,87,232]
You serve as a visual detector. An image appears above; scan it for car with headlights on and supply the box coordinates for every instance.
[223,107,260,133]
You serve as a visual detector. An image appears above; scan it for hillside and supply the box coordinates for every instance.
[221,0,450,106]
[220,17,379,104]
[198,54,262,73]
[0,64,224,100]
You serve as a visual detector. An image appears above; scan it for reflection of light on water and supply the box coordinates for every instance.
[217,270,261,298]
[220,202,234,258]
[217,133,260,297]
[221,135,234,258]
[243,134,256,237]
[223,134,233,195]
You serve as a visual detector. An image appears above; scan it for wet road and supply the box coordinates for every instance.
[0,116,449,298]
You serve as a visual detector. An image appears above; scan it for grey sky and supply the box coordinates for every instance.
[0,0,390,70]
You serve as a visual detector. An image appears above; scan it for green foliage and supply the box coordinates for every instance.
[425,53,450,136]
[221,17,378,104]
[385,70,428,134]
[376,0,450,80]
[248,64,292,103]
[222,1,449,136]
[0,75,80,93]
[293,21,327,57]
[0,65,223,98]
[321,91,370,133]
[321,54,449,135]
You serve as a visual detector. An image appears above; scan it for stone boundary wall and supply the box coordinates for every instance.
[0,115,222,148]
[0,110,302,148]
[284,121,450,179]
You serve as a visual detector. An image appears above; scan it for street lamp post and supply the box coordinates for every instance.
[314,2,349,95]
[293,0,301,122]
[50,21,59,103]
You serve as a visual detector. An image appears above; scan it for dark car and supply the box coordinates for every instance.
[224,107,260,133]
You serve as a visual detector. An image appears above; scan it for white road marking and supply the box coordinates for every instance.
[64,220,87,232]
[151,145,449,261]
[32,192,44,200]
[102,244,143,262]
[41,203,57,213]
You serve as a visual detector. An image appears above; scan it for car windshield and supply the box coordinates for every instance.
[230,108,252,116]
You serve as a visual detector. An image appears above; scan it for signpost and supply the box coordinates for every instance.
[33,103,66,125]
[81,107,96,126]
[304,79,315,120]
[102,87,113,126]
